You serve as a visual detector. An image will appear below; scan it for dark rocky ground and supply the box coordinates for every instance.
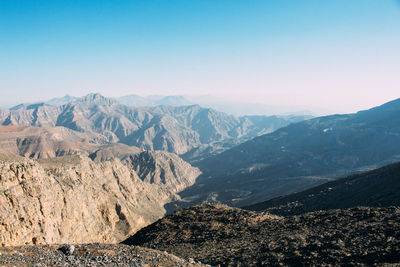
[124,204,400,266]
[0,243,207,267]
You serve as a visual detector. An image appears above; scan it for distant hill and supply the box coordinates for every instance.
[244,161,400,215]
[123,204,400,266]
[0,93,308,162]
[173,98,400,207]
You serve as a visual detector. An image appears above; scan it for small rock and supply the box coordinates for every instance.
[58,244,75,256]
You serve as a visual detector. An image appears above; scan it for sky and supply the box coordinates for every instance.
[0,0,399,114]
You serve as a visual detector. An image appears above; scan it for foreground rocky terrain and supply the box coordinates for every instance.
[0,244,206,266]
[124,204,400,266]
[245,161,400,215]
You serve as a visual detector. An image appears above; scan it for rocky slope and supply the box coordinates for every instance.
[244,161,400,215]
[124,204,400,266]
[0,244,206,266]
[0,125,108,159]
[0,153,200,246]
[1,93,308,161]
[176,98,400,207]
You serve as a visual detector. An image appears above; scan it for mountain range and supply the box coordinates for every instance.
[0,93,309,162]
[116,94,319,116]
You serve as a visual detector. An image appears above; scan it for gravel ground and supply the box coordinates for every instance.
[0,243,207,267]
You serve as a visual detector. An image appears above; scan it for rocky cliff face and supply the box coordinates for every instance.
[0,154,201,246]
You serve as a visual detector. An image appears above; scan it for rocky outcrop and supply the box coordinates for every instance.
[122,151,201,193]
[0,154,201,246]
[124,204,400,266]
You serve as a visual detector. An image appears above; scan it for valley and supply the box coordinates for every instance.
[0,94,399,266]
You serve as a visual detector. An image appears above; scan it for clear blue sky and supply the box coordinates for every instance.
[1,0,399,113]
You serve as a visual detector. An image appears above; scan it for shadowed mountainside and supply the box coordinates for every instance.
[174,98,400,207]
[243,161,400,215]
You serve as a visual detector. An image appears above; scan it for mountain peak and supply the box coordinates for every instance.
[79,93,117,105]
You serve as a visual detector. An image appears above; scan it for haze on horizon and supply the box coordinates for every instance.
[1,0,399,114]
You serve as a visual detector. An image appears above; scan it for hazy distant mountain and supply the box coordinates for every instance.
[172,98,400,207]
[46,94,80,106]
[117,94,317,116]
[117,94,193,107]
[244,161,400,215]
[0,93,308,161]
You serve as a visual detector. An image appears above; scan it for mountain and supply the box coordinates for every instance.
[0,93,308,161]
[244,161,400,215]
[46,95,80,106]
[0,151,200,246]
[1,103,60,127]
[173,98,400,207]
[123,204,400,266]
